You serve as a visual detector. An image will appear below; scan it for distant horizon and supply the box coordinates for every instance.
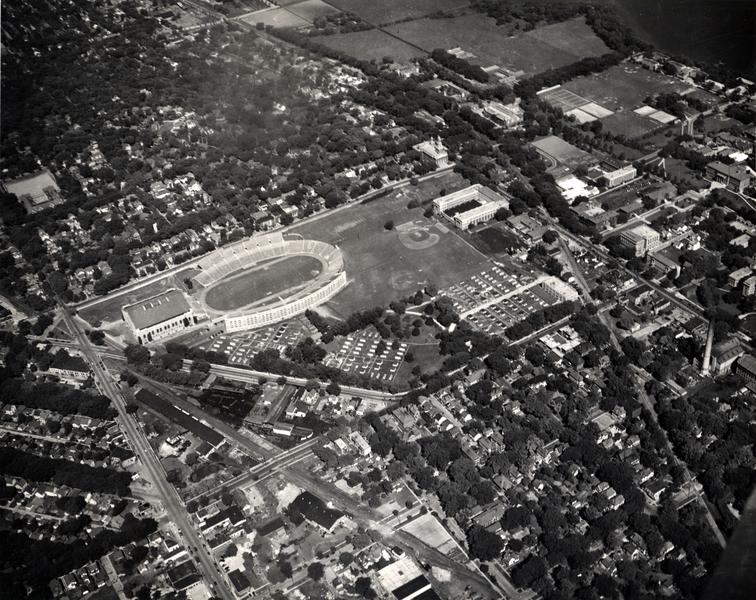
[611,0,756,78]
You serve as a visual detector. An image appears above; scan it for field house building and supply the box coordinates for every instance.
[620,224,662,257]
[433,184,509,230]
[122,289,197,344]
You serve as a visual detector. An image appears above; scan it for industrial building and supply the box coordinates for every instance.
[122,289,196,345]
[620,224,662,257]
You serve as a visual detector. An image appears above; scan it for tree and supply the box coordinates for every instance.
[326,381,341,396]
[339,551,354,565]
[511,555,547,588]
[467,524,504,561]
[355,577,376,598]
[542,229,559,244]
[384,220,394,231]
[307,561,325,581]
[124,344,150,364]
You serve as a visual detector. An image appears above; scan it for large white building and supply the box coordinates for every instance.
[588,162,637,188]
[433,184,508,230]
[413,139,450,168]
[122,289,196,344]
[540,276,580,303]
[620,224,661,257]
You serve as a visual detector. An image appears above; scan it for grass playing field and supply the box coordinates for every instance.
[203,255,323,312]
[314,29,426,64]
[563,63,689,112]
[289,174,489,318]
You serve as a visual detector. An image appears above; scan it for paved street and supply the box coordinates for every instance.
[58,305,235,599]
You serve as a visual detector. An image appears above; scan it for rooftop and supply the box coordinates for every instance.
[122,289,191,330]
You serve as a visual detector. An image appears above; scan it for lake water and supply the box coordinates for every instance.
[611,0,756,79]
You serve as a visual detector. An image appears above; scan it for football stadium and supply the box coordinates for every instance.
[192,232,347,332]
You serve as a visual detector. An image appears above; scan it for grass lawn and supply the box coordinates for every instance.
[324,0,469,25]
[77,267,198,327]
[203,255,322,312]
[601,111,663,138]
[289,176,488,318]
[385,15,609,75]
[564,63,690,112]
[314,29,426,64]
[471,225,521,256]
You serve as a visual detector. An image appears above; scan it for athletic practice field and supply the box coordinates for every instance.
[289,175,489,318]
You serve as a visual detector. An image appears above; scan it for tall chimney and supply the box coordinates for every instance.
[701,320,714,376]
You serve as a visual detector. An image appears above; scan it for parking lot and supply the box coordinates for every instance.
[442,266,558,334]
[466,285,556,334]
[198,322,307,366]
[324,328,407,382]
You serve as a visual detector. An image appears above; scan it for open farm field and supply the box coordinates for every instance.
[238,8,311,28]
[314,29,426,63]
[323,0,470,25]
[385,16,610,75]
[285,0,341,21]
[289,174,487,317]
[77,267,199,326]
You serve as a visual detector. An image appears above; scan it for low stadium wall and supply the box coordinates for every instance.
[224,271,348,332]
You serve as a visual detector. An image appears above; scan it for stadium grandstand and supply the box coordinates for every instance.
[192,232,347,333]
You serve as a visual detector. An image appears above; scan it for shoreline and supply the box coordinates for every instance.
[606,0,756,79]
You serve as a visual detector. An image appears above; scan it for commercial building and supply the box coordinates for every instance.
[539,276,580,303]
[412,139,450,168]
[122,289,196,344]
[735,354,756,384]
[2,169,63,214]
[49,351,90,384]
[433,184,508,230]
[705,161,752,193]
[620,224,662,257]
